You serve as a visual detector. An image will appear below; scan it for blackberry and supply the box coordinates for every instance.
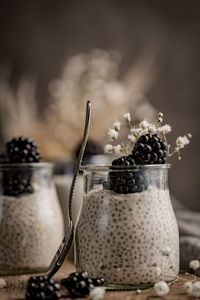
[0,137,42,196]
[112,155,136,167]
[189,267,200,277]
[132,134,167,165]
[106,155,148,194]
[3,170,33,196]
[26,275,61,300]
[61,271,104,298]
[91,277,105,286]
[6,137,42,163]
[195,268,200,277]
[0,153,10,163]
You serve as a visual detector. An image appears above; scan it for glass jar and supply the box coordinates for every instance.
[75,164,179,287]
[0,163,64,275]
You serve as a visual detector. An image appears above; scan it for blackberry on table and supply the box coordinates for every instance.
[132,134,167,165]
[189,267,200,277]
[106,155,148,194]
[92,277,105,286]
[61,271,104,298]
[6,137,42,163]
[195,268,200,277]
[26,275,61,300]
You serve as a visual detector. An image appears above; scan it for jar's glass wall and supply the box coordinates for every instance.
[83,165,169,194]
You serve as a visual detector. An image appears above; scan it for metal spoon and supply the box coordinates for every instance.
[46,100,91,278]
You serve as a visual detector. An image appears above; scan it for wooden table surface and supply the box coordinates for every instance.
[0,260,197,300]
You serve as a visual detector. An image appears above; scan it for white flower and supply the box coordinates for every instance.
[113,121,121,131]
[123,113,131,123]
[176,135,190,149]
[183,282,193,294]
[187,133,192,138]
[157,124,172,135]
[108,128,118,141]
[148,125,157,134]
[189,260,200,271]
[90,287,105,300]
[139,120,151,129]
[104,144,114,154]
[113,145,122,155]
[192,281,200,297]
[128,134,136,143]
[130,127,141,136]
[161,247,171,256]
[154,281,169,296]
[0,278,7,288]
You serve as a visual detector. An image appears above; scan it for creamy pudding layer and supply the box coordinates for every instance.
[0,187,64,274]
[75,188,179,285]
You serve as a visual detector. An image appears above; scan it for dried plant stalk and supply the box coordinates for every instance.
[0,49,157,159]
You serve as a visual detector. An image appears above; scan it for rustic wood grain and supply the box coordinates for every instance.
[0,261,197,300]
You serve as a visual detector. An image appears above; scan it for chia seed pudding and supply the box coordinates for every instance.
[0,185,64,275]
[75,187,179,285]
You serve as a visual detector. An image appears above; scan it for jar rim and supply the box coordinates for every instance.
[0,162,53,169]
[80,164,171,171]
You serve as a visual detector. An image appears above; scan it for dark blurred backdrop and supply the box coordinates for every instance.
[0,0,199,210]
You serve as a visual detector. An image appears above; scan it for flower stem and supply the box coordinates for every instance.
[118,134,129,155]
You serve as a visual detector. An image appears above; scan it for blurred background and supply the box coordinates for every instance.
[0,0,199,210]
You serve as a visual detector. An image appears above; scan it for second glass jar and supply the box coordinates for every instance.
[0,162,64,275]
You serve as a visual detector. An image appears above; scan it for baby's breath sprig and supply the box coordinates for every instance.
[104,112,192,160]
[130,112,163,140]
[168,134,192,160]
[106,121,129,155]
[105,111,164,156]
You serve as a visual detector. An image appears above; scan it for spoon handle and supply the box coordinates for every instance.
[46,100,91,278]
[68,100,91,222]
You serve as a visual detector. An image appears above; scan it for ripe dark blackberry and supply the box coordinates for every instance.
[107,155,148,194]
[61,271,104,298]
[61,271,94,298]
[195,268,200,277]
[6,137,42,163]
[91,277,105,286]
[26,275,61,300]
[189,267,200,277]
[3,170,33,196]
[132,134,167,165]
[0,153,10,163]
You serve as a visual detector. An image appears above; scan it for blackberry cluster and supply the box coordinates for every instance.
[132,134,167,165]
[105,155,148,194]
[26,275,61,300]
[61,271,104,298]
[6,137,42,163]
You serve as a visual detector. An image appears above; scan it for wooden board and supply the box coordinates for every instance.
[0,260,197,300]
